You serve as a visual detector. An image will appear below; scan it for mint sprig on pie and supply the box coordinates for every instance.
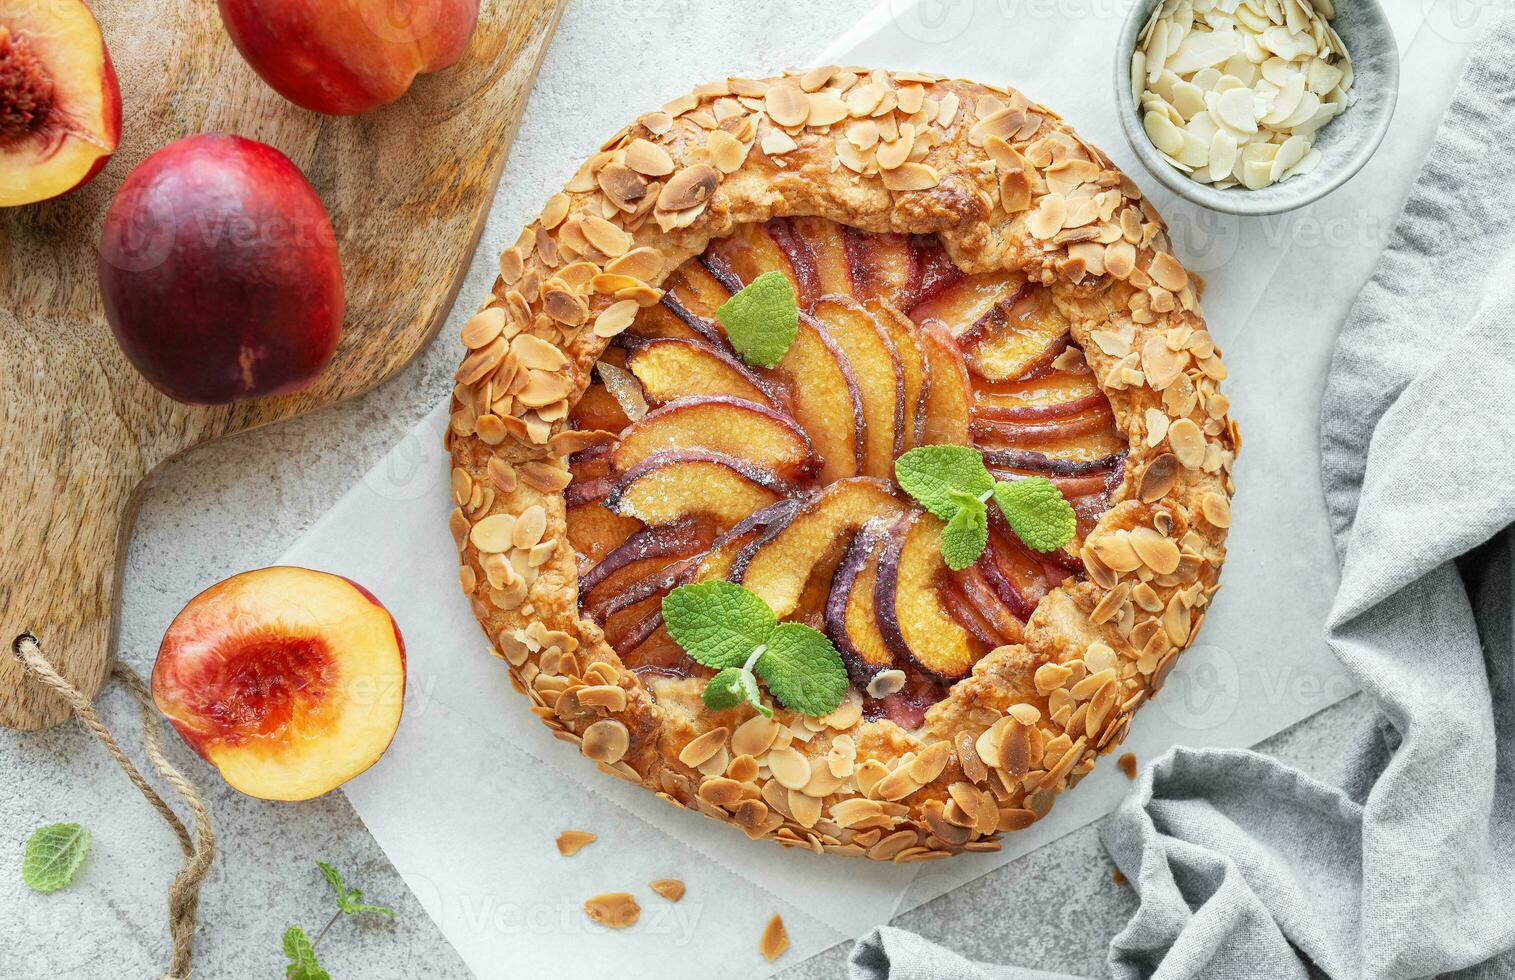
[896,445,1076,569]
[665,581,848,718]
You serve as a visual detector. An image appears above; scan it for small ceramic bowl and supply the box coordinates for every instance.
[1114,0,1400,215]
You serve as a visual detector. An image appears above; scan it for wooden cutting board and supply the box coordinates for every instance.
[0,0,567,730]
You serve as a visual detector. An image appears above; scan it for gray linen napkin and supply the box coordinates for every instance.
[851,9,1515,978]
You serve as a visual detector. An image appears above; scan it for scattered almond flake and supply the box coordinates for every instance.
[556,830,597,856]
[656,164,718,211]
[881,161,940,192]
[1132,0,1353,191]
[866,669,907,699]
[765,82,810,127]
[593,298,640,338]
[460,307,506,350]
[1168,418,1207,468]
[623,137,674,177]
[584,892,640,929]
[806,90,849,127]
[760,914,790,962]
[760,129,798,155]
[1144,407,1170,447]
[649,879,685,902]
[706,129,749,173]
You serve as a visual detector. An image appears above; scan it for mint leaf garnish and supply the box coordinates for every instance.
[319,861,396,918]
[22,823,91,893]
[715,270,799,368]
[941,493,989,570]
[895,445,994,520]
[702,668,747,712]
[664,582,843,717]
[754,623,848,717]
[895,445,1075,565]
[703,666,772,716]
[663,580,776,669]
[992,477,1077,552]
[284,926,330,980]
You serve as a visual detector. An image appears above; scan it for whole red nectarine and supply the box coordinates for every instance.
[217,0,481,115]
[152,566,406,802]
[98,134,344,405]
[0,0,121,207]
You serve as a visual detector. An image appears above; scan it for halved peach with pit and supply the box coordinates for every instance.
[151,567,406,802]
[0,0,121,207]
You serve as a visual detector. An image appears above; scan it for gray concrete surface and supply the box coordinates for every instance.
[0,1,1374,977]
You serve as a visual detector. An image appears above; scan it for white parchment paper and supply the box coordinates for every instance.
[280,2,1472,975]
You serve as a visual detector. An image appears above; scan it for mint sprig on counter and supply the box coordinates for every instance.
[715,270,798,368]
[319,861,396,918]
[285,861,396,978]
[663,581,847,717]
[22,822,92,894]
[895,445,1077,568]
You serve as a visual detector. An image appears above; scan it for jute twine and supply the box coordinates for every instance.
[12,632,215,980]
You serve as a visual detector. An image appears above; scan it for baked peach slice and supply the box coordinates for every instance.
[918,319,973,446]
[811,296,905,477]
[961,283,1073,382]
[0,0,121,207]
[948,561,1025,644]
[911,236,964,306]
[612,396,814,479]
[607,451,787,530]
[612,500,802,664]
[773,313,864,482]
[151,567,405,802]
[907,268,1023,339]
[940,578,1005,650]
[788,216,854,297]
[972,405,1119,446]
[627,300,721,343]
[660,261,734,323]
[863,297,929,450]
[624,337,774,407]
[703,219,820,307]
[566,503,643,566]
[824,518,898,683]
[732,477,907,620]
[845,229,919,309]
[876,512,981,683]
[569,384,634,432]
[975,371,1105,421]
[581,520,709,616]
[974,410,1126,463]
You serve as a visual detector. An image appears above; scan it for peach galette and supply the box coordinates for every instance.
[446,70,1237,859]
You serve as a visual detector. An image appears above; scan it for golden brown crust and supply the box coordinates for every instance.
[446,68,1238,860]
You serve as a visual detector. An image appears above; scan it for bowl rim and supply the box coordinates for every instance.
[1113,0,1400,216]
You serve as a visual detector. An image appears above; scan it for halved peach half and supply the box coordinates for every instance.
[151,567,405,802]
[0,0,122,207]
